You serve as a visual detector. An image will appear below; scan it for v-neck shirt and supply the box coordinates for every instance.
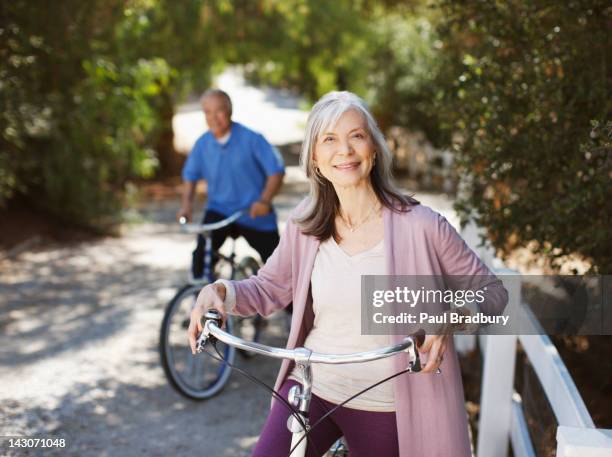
[289,236,395,412]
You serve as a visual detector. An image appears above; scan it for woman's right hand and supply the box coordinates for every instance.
[188,283,227,354]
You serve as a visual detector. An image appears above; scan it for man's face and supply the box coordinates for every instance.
[202,95,231,138]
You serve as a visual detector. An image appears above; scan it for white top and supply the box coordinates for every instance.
[216,131,231,145]
[288,237,396,412]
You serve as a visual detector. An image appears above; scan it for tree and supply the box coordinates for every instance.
[1,0,172,228]
[435,0,611,272]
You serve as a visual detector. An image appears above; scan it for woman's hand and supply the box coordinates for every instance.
[418,334,449,373]
[188,283,227,354]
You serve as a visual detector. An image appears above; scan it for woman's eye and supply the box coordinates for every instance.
[353,133,364,139]
[323,136,334,143]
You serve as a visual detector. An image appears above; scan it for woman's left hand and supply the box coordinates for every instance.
[418,334,449,373]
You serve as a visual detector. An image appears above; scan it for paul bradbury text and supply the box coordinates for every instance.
[372,311,510,327]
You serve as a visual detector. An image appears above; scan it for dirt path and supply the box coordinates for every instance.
[0,174,455,457]
[0,172,308,457]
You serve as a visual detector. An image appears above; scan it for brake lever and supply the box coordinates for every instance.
[196,310,223,353]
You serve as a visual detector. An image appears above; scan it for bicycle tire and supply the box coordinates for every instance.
[232,256,265,358]
[159,283,235,400]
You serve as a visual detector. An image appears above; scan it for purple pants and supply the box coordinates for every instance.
[252,379,399,457]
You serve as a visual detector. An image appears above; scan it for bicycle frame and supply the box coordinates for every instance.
[180,210,244,284]
[197,311,423,457]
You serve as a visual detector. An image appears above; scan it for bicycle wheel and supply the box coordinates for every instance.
[325,438,349,456]
[159,284,236,400]
[232,256,266,358]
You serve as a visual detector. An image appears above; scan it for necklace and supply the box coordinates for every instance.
[340,202,381,233]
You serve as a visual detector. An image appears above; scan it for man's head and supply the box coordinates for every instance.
[200,89,232,139]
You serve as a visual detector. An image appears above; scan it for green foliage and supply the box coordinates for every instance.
[435,0,611,272]
[1,1,173,227]
[37,57,171,227]
[237,0,375,99]
[2,0,610,271]
[228,0,610,272]
[115,0,216,94]
[365,9,449,143]
[234,1,449,144]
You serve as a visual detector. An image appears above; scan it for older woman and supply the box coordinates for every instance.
[188,91,507,457]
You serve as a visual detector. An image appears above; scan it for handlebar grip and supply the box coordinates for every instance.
[196,310,224,353]
[409,329,442,374]
[200,309,223,329]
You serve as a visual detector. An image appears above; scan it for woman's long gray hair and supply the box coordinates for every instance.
[295,91,418,241]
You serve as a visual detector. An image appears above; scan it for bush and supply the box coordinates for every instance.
[1,1,172,229]
[36,58,171,228]
[435,0,611,272]
[365,10,450,146]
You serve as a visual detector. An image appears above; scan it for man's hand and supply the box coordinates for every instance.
[251,173,283,218]
[178,181,197,223]
[177,204,193,223]
[249,201,271,218]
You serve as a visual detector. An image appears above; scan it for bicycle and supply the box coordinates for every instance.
[159,210,266,400]
[196,309,426,457]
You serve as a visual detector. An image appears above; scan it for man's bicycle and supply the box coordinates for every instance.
[159,210,266,400]
[196,309,426,457]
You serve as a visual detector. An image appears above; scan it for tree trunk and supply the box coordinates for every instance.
[155,87,184,177]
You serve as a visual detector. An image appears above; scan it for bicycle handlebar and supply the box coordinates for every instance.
[179,210,245,234]
[197,311,423,372]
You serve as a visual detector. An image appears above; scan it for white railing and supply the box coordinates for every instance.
[459,222,612,457]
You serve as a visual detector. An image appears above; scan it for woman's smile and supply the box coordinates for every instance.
[333,161,361,171]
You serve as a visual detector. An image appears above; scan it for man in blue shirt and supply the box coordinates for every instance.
[178,89,285,278]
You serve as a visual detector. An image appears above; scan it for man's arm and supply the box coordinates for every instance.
[180,137,207,222]
[249,172,284,218]
[177,180,198,222]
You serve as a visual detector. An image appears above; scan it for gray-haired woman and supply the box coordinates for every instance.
[189,91,508,456]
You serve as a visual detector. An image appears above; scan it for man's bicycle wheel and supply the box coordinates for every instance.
[232,256,265,358]
[159,284,235,400]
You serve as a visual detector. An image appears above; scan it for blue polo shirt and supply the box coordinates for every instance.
[182,122,285,231]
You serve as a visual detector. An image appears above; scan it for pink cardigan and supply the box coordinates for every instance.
[231,199,508,457]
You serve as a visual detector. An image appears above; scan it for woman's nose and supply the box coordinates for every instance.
[337,139,354,156]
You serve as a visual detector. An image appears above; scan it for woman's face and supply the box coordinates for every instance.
[313,109,375,189]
